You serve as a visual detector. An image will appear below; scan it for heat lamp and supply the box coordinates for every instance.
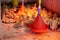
[29,0,48,33]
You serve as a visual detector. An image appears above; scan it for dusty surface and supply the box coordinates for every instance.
[2,23,60,40]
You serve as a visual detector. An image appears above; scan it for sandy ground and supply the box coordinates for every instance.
[1,23,60,40]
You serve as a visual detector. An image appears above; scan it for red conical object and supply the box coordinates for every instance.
[29,14,48,33]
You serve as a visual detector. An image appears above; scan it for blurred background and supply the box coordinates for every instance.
[1,0,60,14]
[1,0,60,40]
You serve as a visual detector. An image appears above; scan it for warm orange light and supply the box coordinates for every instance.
[14,4,48,22]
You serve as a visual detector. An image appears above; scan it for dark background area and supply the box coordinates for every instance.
[1,0,60,15]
